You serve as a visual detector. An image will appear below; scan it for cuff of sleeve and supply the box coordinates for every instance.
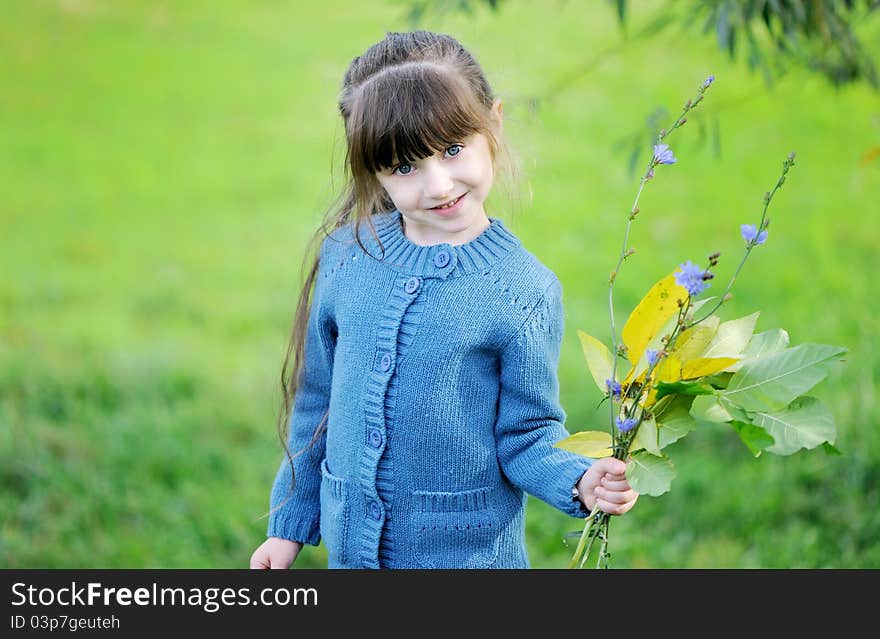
[267,511,321,547]
[564,461,594,519]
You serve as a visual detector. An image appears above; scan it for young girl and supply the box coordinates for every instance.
[250,30,638,570]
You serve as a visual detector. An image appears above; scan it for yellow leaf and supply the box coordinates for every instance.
[673,316,720,363]
[681,357,739,379]
[577,329,615,393]
[622,364,637,388]
[622,273,688,367]
[658,354,682,382]
[623,317,680,388]
[644,354,681,407]
[554,430,613,458]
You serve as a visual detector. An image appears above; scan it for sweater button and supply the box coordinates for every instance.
[380,353,392,371]
[369,500,382,520]
[404,277,420,294]
[433,250,450,268]
[368,428,382,448]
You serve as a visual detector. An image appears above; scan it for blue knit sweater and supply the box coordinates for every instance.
[267,209,592,568]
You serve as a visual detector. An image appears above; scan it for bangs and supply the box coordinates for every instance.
[350,64,489,174]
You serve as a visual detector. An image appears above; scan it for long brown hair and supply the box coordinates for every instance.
[276,30,518,492]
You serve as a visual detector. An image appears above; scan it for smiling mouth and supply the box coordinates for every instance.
[430,194,465,210]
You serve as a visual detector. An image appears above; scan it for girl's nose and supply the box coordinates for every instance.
[422,162,454,200]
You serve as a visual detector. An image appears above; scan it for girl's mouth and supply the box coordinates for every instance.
[430,193,466,215]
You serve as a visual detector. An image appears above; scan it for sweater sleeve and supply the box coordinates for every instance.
[266,240,337,545]
[495,276,593,518]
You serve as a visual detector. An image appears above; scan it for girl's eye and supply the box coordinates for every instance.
[390,145,461,175]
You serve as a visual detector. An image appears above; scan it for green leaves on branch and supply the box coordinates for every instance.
[563,268,848,497]
[554,76,850,570]
[725,396,837,457]
[741,328,790,360]
[752,396,837,455]
[721,343,847,412]
[731,421,776,457]
[654,380,714,400]
[632,395,697,456]
[627,451,674,497]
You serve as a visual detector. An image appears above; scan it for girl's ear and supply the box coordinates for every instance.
[491,99,504,132]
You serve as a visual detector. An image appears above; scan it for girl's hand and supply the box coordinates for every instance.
[249,537,302,569]
[576,457,639,516]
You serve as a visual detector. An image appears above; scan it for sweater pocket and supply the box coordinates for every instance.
[319,458,349,566]
[410,486,499,569]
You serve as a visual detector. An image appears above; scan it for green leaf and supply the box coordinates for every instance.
[554,430,613,458]
[627,451,675,497]
[690,394,730,423]
[631,415,661,455]
[632,395,697,456]
[822,441,843,456]
[726,328,791,373]
[751,396,837,455]
[690,394,749,423]
[703,311,760,359]
[654,380,715,401]
[653,395,698,446]
[703,371,734,389]
[731,420,775,457]
[577,330,615,393]
[744,328,790,359]
[721,343,848,411]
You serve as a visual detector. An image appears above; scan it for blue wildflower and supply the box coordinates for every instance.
[703,75,715,89]
[653,144,677,165]
[675,260,711,297]
[616,416,638,433]
[646,349,661,366]
[740,223,768,245]
[605,378,622,399]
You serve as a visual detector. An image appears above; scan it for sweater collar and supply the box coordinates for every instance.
[364,209,521,279]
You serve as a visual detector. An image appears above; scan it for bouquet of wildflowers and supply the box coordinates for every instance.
[555,75,848,569]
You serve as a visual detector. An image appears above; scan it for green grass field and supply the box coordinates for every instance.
[2,0,878,568]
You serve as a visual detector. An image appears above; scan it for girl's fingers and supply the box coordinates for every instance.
[596,492,638,515]
[598,459,628,475]
[599,478,630,492]
[595,487,635,505]
[596,499,631,516]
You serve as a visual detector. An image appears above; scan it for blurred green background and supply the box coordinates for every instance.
[2,0,878,568]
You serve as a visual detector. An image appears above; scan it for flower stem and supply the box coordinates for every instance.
[687,152,795,327]
[576,77,716,570]
[579,511,606,569]
[597,517,611,569]
[607,79,715,431]
[567,507,599,569]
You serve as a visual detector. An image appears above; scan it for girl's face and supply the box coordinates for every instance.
[374,109,501,247]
